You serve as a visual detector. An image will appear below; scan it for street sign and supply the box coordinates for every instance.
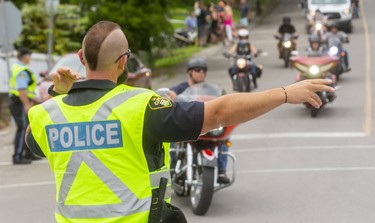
[0,1,23,51]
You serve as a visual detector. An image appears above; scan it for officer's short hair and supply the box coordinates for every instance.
[17,47,31,60]
[83,21,121,70]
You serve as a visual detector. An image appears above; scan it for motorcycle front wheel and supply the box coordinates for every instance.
[311,107,319,117]
[236,76,251,92]
[283,50,290,68]
[190,165,215,215]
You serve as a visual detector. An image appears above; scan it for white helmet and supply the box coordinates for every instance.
[238,28,249,39]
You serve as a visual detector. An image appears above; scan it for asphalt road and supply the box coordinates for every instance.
[1,0,375,222]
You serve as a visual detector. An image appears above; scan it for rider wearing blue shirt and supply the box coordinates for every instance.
[169,58,230,184]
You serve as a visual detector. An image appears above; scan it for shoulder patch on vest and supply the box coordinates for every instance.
[148,96,172,110]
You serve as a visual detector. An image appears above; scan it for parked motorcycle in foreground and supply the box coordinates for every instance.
[290,54,338,117]
[170,83,237,215]
[223,52,263,92]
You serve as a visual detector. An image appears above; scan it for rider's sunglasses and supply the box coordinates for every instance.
[192,67,207,73]
[114,49,131,64]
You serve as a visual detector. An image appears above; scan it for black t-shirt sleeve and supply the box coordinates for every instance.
[143,100,204,143]
[25,131,46,158]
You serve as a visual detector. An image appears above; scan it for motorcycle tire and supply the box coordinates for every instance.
[311,107,319,118]
[190,166,215,215]
[236,76,251,92]
[283,50,290,68]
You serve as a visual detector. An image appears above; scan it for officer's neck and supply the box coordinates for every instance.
[86,70,118,84]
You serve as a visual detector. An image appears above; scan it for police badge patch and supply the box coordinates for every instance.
[148,96,172,110]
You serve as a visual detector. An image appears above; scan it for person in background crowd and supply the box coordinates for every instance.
[206,3,223,44]
[240,0,250,27]
[194,1,209,47]
[222,2,235,45]
[185,11,197,33]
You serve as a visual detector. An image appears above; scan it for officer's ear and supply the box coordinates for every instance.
[78,50,85,66]
[117,56,127,71]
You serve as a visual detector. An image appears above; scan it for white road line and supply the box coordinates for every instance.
[0,160,49,166]
[237,166,375,174]
[233,144,375,153]
[0,181,54,189]
[360,0,373,135]
[231,132,367,140]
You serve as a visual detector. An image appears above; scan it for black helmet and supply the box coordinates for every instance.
[308,35,320,43]
[283,17,291,25]
[186,58,207,72]
[330,22,338,29]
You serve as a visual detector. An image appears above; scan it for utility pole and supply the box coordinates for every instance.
[1,0,12,81]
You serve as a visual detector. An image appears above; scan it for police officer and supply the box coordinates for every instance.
[9,47,36,164]
[26,21,334,223]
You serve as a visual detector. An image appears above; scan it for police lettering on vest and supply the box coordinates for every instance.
[46,120,123,152]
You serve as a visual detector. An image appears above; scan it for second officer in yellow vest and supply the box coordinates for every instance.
[9,47,37,164]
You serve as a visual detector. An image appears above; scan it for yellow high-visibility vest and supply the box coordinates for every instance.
[28,85,171,223]
[9,63,36,99]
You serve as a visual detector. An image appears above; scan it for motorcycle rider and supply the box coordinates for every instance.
[297,35,336,101]
[323,23,351,72]
[169,58,231,184]
[276,16,297,58]
[309,9,328,25]
[228,28,259,89]
[307,35,326,56]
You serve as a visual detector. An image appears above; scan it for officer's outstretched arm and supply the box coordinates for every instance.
[201,79,334,133]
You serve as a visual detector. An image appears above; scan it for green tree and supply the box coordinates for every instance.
[84,0,173,53]
[15,0,89,55]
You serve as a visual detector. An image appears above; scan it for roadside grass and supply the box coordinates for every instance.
[154,46,200,70]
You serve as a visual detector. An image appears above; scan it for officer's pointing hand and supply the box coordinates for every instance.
[51,67,82,94]
[284,79,335,109]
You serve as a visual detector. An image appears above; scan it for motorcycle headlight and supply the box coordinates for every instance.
[236,58,247,69]
[343,8,350,15]
[207,127,225,137]
[315,23,322,30]
[329,46,338,56]
[309,65,320,75]
[283,41,292,48]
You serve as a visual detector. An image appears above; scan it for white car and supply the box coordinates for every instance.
[306,0,352,33]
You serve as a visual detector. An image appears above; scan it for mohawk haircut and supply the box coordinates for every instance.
[83,21,121,70]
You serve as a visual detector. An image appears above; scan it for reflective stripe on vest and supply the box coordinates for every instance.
[9,63,36,98]
[41,88,171,219]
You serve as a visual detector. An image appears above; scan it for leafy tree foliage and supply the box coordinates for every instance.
[79,0,173,53]
[15,0,89,55]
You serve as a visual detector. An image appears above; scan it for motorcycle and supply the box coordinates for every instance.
[309,20,326,41]
[327,36,349,81]
[290,54,338,117]
[223,52,263,92]
[274,33,298,68]
[173,28,196,47]
[169,83,238,215]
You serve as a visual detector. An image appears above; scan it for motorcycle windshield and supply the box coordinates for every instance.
[283,33,292,41]
[176,83,224,103]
